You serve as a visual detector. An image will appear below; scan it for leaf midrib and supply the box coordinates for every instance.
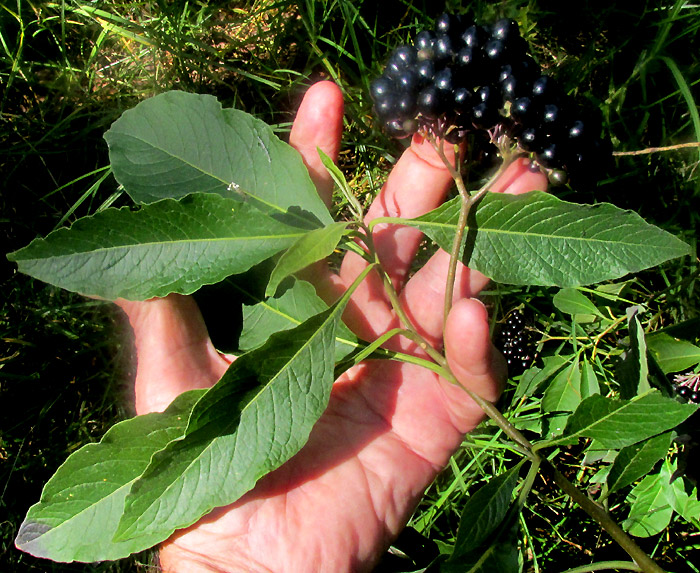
[119,306,341,539]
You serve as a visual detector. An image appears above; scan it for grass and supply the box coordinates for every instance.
[2,0,699,571]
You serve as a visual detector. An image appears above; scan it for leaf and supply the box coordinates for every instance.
[542,357,582,437]
[623,461,675,537]
[403,191,690,287]
[647,333,700,374]
[617,311,651,399]
[114,301,346,545]
[450,464,521,559]
[513,355,570,400]
[580,360,600,399]
[14,390,204,562]
[553,288,606,320]
[7,194,308,300]
[105,90,332,226]
[554,391,697,449]
[667,472,700,523]
[241,278,360,362]
[266,222,351,297]
[318,148,363,219]
[607,431,674,494]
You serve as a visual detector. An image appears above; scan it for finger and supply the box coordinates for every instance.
[444,298,505,404]
[288,81,344,207]
[399,158,549,345]
[340,133,459,291]
[116,295,231,415]
[490,157,548,195]
[400,249,486,348]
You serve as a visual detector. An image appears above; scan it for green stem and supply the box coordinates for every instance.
[560,562,643,573]
[361,223,446,368]
[546,462,667,573]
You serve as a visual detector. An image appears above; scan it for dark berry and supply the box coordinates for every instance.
[541,103,569,135]
[510,96,539,124]
[455,46,484,86]
[389,45,417,69]
[374,96,397,120]
[453,87,474,113]
[395,69,419,94]
[477,85,495,104]
[395,93,417,119]
[416,59,435,85]
[370,76,394,100]
[537,143,564,169]
[434,34,455,63]
[461,24,488,50]
[492,19,519,42]
[415,30,436,58]
[548,169,568,186]
[417,86,442,119]
[679,386,690,398]
[500,75,523,102]
[484,39,507,65]
[472,101,499,129]
[691,392,700,404]
[433,67,454,93]
[518,126,545,152]
[435,13,455,35]
[531,75,559,101]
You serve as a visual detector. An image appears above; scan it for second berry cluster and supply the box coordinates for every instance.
[370,13,612,185]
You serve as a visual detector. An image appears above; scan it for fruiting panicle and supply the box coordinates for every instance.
[370,13,612,185]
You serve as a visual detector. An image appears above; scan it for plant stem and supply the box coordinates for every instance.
[560,562,643,573]
[546,462,667,573]
[425,132,519,327]
[416,132,666,573]
[360,223,447,368]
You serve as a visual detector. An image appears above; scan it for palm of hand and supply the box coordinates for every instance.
[117,82,547,572]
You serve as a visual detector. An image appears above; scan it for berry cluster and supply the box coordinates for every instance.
[370,13,611,184]
[495,310,536,377]
[673,372,700,404]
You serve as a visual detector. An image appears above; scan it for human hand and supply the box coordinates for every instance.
[116,81,548,572]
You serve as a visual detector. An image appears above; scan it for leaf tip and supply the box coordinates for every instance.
[15,520,53,557]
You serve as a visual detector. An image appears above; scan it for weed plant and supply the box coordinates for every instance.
[1,1,699,571]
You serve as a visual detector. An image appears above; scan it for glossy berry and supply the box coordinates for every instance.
[370,13,611,185]
[417,86,442,119]
[370,76,393,100]
[495,311,536,377]
[434,34,455,63]
[415,30,436,60]
[492,19,519,42]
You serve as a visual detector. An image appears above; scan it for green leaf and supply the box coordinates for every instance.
[114,302,346,545]
[403,191,690,287]
[450,464,521,560]
[617,311,651,399]
[513,355,570,400]
[667,471,700,523]
[318,148,363,219]
[542,357,582,437]
[241,279,360,362]
[623,461,675,537]
[607,431,674,494]
[647,333,700,374]
[580,360,600,399]
[266,222,350,297]
[553,288,606,320]
[554,391,697,449]
[14,390,204,562]
[7,194,308,300]
[105,90,332,226]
